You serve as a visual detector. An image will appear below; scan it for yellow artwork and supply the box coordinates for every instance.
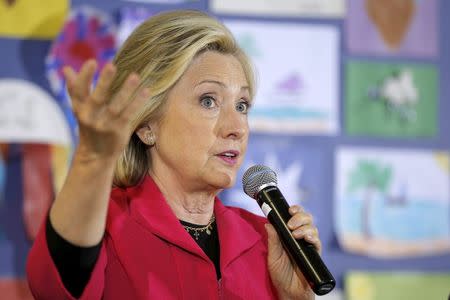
[346,272,450,300]
[0,0,69,39]
[434,152,449,173]
[51,144,72,193]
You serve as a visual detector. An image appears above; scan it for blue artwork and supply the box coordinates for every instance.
[335,147,450,258]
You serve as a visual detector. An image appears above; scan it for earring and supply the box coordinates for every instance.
[146,133,155,146]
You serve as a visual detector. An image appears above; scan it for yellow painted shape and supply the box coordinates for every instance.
[434,152,449,174]
[347,273,375,300]
[51,144,71,193]
[0,0,69,39]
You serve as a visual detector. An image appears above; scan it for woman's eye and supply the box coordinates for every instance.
[236,101,249,113]
[200,96,216,108]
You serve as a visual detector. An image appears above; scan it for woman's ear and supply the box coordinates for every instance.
[136,125,156,146]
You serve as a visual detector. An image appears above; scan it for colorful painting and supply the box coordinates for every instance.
[346,272,450,300]
[0,146,70,242]
[225,20,339,134]
[46,6,117,144]
[345,61,437,137]
[0,0,68,39]
[212,0,346,18]
[335,147,450,258]
[346,0,438,58]
[0,79,72,290]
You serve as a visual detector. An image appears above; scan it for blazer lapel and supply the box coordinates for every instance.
[126,176,207,260]
[214,200,261,269]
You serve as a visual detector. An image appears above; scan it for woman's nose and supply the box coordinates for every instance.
[218,106,248,140]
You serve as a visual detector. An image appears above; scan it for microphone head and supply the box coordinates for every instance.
[242,165,278,199]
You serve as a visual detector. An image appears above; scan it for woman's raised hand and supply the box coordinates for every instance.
[63,59,149,161]
[47,60,149,246]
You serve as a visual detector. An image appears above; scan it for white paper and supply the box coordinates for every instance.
[0,79,71,145]
[212,0,346,18]
[225,20,339,134]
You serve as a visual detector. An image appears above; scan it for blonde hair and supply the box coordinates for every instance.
[111,10,255,188]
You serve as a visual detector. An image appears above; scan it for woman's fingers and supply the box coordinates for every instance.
[292,225,318,240]
[90,63,117,105]
[288,205,303,215]
[76,60,97,97]
[60,59,150,157]
[120,87,150,123]
[65,61,141,122]
[62,66,76,87]
[62,59,149,132]
[63,60,97,103]
[286,206,322,252]
[287,209,313,230]
[63,66,78,101]
[105,73,140,117]
[292,225,321,252]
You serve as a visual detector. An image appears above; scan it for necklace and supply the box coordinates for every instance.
[182,215,215,240]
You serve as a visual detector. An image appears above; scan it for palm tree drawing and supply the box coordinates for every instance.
[347,160,392,238]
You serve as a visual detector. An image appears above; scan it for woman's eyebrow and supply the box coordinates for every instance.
[196,80,249,91]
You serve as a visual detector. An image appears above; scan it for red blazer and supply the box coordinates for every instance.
[26,176,279,299]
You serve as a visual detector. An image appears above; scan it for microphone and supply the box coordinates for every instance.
[242,165,335,296]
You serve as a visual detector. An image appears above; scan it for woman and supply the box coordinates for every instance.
[27,10,321,300]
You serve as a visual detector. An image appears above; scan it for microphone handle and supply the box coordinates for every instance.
[256,185,335,296]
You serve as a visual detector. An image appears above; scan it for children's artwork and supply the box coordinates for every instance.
[0,79,71,145]
[335,147,450,258]
[345,61,437,137]
[121,0,197,3]
[0,143,70,286]
[346,272,450,300]
[46,6,117,144]
[0,79,72,250]
[225,20,339,134]
[0,143,70,242]
[212,0,346,18]
[23,144,71,239]
[220,135,327,230]
[117,7,155,47]
[0,0,68,39]
[346,0,438,58]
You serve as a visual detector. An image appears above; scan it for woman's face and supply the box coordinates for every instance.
[150,51,251,192]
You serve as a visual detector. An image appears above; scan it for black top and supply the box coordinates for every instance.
[46,216,221,298]
[179,219,221,279]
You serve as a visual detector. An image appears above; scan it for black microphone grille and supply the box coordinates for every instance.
[242,165,278,199]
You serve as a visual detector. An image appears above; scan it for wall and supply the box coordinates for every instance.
[0,0,449,299]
